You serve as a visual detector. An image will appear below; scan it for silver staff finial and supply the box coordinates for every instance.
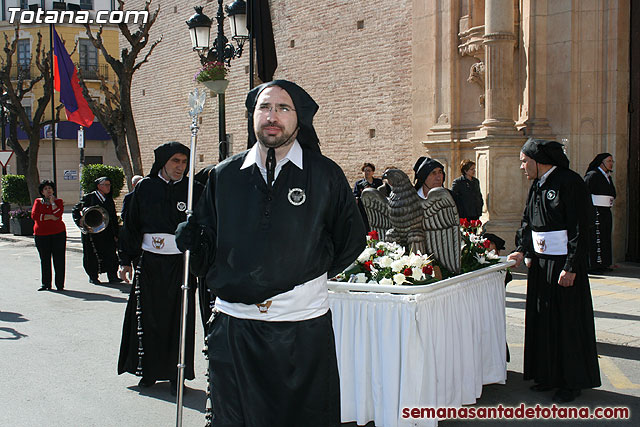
[188,88,207,118]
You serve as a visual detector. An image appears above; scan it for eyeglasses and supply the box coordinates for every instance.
[256,104,296,114]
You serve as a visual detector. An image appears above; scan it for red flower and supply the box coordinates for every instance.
[403,268,412,276]
[422,264,433,275]
[368,230,379,240]
[471,219,482,227]
[376,249,384,256]
[364,261,373,271]
[459,218,469,228]
[483,239,491,249]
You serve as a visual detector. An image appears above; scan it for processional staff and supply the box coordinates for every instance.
[176,88,207,427]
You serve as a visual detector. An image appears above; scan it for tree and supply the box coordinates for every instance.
[0,26,53,202]
[79,0,162,191]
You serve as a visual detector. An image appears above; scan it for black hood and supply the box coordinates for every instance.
[245,80,320,152]
[149,141,190,178]
[586,152,612,174]
[521,138,570,168]
[413,156,445,190]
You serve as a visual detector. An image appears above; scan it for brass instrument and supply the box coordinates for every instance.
[79,206,109,234]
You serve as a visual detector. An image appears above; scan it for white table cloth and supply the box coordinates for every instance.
[328,263,509,427]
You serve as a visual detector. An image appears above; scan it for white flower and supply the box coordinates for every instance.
[379,277,394,285]
[354,273,367,283]
[390,258,406,272]
[357,247,377,263]
[411,268,424,281]
[474,253,489,264]
[486,250,501,260]
[377,256,393,268]
[393,273,407,285]
[408,254,424,268]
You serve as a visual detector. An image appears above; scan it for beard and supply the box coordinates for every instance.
[256,124,297,149]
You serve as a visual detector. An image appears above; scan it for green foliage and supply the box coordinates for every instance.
[1,174,31,205]
[195,61,228,82]
[80,164,125,198]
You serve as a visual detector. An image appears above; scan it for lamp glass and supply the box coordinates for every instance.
[229,14,249,39]
[190,26,211,50]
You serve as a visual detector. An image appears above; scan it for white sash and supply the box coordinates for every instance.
[532,230,568,256]
[591,195,614,207]
[215,273,329,322]
[142,233,182,255]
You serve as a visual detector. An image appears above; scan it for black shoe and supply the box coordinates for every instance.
[170,380,177,396]
[55,287,64,291]
[552,388,581,403]
[138,377,156,388]
[530,383,554,392]
[602,267,614,272]
[109,277,123,284]
[37,286,51,291]
[89,278,102,285]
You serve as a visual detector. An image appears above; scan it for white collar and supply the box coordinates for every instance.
[157,170,183,184]
[95,191,105,202]
[240,139,304,171]
[598,166,610,179]
[537,165,557,186]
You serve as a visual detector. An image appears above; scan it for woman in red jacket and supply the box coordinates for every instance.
[31,180,66,291]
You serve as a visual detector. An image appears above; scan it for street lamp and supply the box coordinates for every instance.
[187,3,245,162]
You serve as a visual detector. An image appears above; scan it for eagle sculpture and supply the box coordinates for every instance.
[361,168,461,273]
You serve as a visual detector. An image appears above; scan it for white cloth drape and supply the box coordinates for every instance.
[329,270,507,427]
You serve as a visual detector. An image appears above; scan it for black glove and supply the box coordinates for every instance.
[176,219,202,253]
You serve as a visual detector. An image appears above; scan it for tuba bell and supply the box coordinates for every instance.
[79,206,110,234]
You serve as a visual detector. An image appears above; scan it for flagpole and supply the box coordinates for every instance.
[50,23,57,193]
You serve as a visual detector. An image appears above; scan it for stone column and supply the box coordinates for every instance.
[478,0,518,137]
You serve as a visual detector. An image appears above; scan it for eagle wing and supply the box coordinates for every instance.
[421,187,461,273]
[361,187,391,240]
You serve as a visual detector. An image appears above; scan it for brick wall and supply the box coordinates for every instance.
[125,0,414,186]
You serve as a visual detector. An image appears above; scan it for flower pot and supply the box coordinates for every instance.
[202,79,229,95]
[10,217,34,236]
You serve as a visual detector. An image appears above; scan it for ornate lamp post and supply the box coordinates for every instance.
[187,2,246,162]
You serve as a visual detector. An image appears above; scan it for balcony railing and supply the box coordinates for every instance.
[76,63,109,81]
[9,63,109,82]
[10,63,33,80]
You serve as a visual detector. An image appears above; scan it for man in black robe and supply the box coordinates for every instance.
[584,153,616,273]
[176,80,366,426]
[508,138,600,403]
[72,176,120,284]
[117,142,196,395]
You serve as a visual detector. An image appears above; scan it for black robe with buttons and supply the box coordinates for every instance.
[584,169,616,269]
[515,167,600,390]
[117,174,196,381]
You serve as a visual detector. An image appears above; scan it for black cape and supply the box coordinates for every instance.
[72,191,119,279]
[515,167,601,389]
[584,168,616,268]
[117,174,196,381]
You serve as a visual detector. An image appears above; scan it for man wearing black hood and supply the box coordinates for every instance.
[176,80,365,426]
[508,138,600,403]
[413,156,446,199]
[116,141,196,395]
[584,153,616,273]
[72,176,120,284]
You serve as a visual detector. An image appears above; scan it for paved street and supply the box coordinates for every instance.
[0,214,639,426]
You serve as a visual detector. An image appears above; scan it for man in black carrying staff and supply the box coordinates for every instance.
[176,80,365,426]
[72,176,120,284]
[507,138,600,403]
